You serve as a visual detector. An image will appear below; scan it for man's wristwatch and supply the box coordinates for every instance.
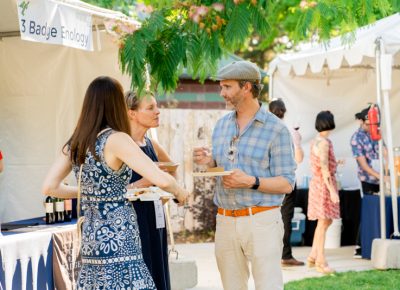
[251,176,260,190]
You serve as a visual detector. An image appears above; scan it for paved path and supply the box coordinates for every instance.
[172,243,372,290]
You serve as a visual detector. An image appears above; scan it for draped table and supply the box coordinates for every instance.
[0,231,53,290]
[360,195,400,259]
[0,218,77,290]
[295,188,361,246]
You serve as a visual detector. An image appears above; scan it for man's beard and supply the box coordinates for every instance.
[225,102,235,110]
[225,98,238,110]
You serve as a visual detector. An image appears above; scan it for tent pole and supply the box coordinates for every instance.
[380,50,400,237]
[375,38,386,239]
[382,88,400,237]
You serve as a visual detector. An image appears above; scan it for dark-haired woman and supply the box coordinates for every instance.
[269,99,305,267]
[42,76,189,289]
[307,111,340,274]
[125,90,173,290]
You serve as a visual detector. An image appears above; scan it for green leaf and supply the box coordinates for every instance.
[90,0,400,94]
[120,32,147,92]
[224,4,251,50]
[249,5,270,35]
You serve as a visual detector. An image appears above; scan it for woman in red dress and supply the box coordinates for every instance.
[307,111,340,274]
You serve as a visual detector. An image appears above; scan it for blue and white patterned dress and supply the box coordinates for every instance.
[73,129,156,290]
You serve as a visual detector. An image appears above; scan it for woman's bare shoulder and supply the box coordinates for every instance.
[106,131,134,149]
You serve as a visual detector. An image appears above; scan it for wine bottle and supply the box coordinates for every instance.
[53,197,58,223]
[64,199,72,222]
[55,198,65,223]
[45,196,55,224]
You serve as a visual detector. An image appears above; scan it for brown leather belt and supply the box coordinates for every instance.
[218,206,279,217]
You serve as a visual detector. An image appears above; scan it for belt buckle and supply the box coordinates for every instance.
[232,208,248,217]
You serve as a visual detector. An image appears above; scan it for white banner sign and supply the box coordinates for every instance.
[17,0,93,51]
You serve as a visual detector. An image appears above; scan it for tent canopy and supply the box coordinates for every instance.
[269,13,400,77]
[0,0,137,37]
[0,0,136,222]
[268,13,400,190]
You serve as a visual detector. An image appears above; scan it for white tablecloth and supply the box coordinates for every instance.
[0,224,76,290]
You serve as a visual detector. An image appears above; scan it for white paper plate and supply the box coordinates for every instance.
[192,171,233,177]
[125,187,174,201]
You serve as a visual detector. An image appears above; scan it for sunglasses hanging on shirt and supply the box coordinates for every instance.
[227,136,239,162]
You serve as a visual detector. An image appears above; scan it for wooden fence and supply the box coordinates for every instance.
[156,109,228,232]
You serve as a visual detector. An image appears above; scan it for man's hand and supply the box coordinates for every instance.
[193,146,213,165]
[222,169,254,189]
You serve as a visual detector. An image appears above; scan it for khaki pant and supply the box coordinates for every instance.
[215,208,284,290]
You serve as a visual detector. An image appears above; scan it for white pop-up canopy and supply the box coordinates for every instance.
[0,0,136,222]
[269,13,400,238]
[1,0,136,36]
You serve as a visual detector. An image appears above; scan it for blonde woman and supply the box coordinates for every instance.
[125,90,175,290]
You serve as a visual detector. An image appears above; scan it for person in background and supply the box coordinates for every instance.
[125,90,174,290]
[193,61,296,290]
[269,99,305,267]
[0,150,3,173]
[42,76,189,289]
[307,111,340,274]
[351,107,384,195]
[351,106,387,258]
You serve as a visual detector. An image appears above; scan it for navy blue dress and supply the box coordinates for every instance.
[130,137,171,290]
[72,129,156,290]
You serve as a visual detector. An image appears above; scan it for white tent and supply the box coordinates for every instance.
[268,13,400,237]
[0,0,135,222]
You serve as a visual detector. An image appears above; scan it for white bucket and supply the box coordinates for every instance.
[325,218,342,249]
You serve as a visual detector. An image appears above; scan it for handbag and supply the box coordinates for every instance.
[52,164,84,290]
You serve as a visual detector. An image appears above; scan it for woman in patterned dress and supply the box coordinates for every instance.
[307,111,340,274]
[42,76,189,289]
[125,90,174,290]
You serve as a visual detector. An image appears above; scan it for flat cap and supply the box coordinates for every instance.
[216,60,261,82]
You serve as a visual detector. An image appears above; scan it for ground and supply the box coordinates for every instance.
[173,229,215,244]
[169,244,373,290]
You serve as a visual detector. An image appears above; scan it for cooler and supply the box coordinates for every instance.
[290,207,306,246]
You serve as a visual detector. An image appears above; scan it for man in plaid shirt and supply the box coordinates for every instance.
[193,60,296,290]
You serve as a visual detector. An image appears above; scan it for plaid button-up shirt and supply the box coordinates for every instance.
[211,104,296,209]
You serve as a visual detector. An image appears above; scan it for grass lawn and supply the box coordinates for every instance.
[285,270,400,290]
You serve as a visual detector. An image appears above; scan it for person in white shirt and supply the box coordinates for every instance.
[269,99,305,266]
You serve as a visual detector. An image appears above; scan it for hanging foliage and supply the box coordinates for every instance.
[119,1,272,93]
[89,0,397,93]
